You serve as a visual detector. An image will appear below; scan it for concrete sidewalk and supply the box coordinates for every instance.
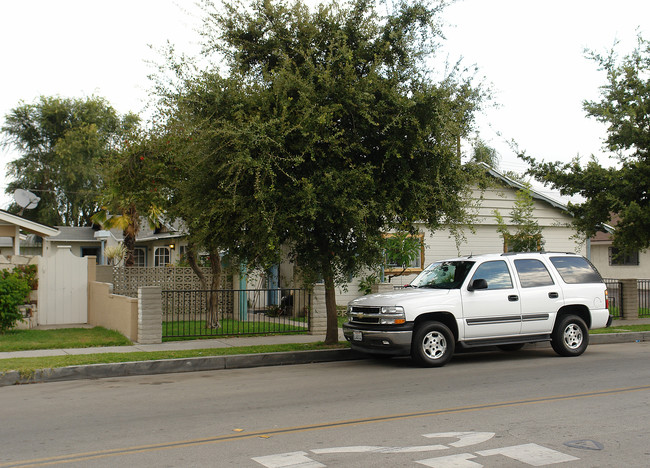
[0,332,344,360]
[1,320,648,387]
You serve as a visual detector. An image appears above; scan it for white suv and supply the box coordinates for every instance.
[343,252,612,367]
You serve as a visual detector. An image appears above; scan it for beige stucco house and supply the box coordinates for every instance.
[589,222,650,280]
[36,222,187,267]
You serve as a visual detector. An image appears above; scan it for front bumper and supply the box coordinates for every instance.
[342,322,414,356]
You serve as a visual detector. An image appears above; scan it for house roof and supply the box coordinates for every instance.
[52,226,120,243]
[479,162,569,212]
[0,209,59,237]
[48,218,187,245]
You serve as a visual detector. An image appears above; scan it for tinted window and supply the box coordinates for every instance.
[514,259,554,288]
[550,256,602,284]
[471,261,513,289]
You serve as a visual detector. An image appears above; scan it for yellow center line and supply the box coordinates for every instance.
[3,384,648,467]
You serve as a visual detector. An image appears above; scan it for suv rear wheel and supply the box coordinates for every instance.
[551,315,589,357]
[411,321,454,367]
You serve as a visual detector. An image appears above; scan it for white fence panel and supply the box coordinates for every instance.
[38,246,88,325]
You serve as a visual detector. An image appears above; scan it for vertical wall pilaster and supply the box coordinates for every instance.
[309,284,327,335]
[138,286,162,344]
[620,279,639,320]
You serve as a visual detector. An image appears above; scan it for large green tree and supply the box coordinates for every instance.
[158,0,484,342]
[521,35,650,252]
[1,96,138,226]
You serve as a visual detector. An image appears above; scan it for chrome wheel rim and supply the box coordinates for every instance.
[422,331,447,360]
[563,323,583,349]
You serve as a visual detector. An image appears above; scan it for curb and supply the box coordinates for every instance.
[0,349,365,387]
[1,332,648,387]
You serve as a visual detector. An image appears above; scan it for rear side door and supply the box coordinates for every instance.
[512,258,563,335]
[461,260,521,339]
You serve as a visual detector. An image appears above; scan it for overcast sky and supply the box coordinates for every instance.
[0,0,648,209]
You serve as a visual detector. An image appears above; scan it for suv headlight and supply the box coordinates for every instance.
[380,306,405,325]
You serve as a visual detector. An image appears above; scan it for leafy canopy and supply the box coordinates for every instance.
[1,96,139,226]
[521,35,650,252]
[156,0,485,342]
[93,129,168,266]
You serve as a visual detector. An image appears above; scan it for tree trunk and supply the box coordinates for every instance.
[323,271,339,345]
[186,243,221,329]
[207,249,222,329]
[123,204,139,267]
[186,243,208,289]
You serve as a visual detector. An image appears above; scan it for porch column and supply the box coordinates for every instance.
[13,225,20,256]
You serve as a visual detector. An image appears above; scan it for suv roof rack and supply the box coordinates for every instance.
[500,251,578,256]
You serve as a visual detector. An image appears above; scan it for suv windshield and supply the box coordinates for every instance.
[409,261,475,289]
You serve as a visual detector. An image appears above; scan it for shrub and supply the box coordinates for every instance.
[10,264,38,289]
[0,271,32,333]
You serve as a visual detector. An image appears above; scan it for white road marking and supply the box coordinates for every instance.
[253,432,581,467]
[476,443,579,466]
[422,432,496,448]
[416,453,483,468]
[252,451,325,468]
[312,444,447,454]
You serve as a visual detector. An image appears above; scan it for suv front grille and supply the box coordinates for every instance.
[349,306,382,324]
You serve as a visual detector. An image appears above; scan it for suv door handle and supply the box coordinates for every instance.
[548,292,559,299]
[508,295,519,302]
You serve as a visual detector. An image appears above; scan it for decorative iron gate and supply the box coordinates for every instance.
[162,288,311,338]
[639,279,650,317]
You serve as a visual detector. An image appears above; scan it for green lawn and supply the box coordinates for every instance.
[591,324,650,334]
[163,319,308,341]
[0,327,131,352]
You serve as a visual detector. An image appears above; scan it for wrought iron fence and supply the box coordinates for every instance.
[639,279,650,318]
[162,288,311,339]
[604,279,622,319]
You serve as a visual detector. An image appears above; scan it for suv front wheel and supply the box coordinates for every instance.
[551,315,589,357]
[411,321,454,367]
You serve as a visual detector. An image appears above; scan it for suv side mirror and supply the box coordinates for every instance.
[468,278,488,291]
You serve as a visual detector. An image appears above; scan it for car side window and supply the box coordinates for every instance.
[514,259,554,288]
[471,261,513,289]
[549,256,603,284]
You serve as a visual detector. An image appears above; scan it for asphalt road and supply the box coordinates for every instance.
[1,342,649,467]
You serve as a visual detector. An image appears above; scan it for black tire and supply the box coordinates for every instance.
[497,343,525,352]
[551,315,589,357]
[411,321,455,367]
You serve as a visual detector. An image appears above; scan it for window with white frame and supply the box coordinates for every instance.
[154,247,171,267]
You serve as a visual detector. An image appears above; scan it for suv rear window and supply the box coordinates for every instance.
[549,256,602,284]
